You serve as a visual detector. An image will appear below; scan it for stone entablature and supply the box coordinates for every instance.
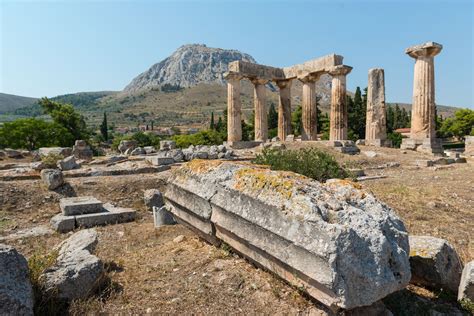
[225,54,351,143]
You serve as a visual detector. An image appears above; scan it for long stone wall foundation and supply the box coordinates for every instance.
[164,160,411,311]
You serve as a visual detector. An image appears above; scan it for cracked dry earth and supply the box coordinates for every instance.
[0,146,472,314]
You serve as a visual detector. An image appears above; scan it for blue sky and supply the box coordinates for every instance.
[1,0,473,108]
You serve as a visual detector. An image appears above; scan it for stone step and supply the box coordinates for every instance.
[60,196,103,216]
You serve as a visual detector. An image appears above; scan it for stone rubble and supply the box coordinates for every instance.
[143,189,165,211]
[118,140,137,154]
[458,261,474,302]
[57,155,81,171]
[39,147,72,157]
[39,229,104,302]
[164,160,411,310]
[40,169,64,190]
[72,140,93,161]
[409,235,463,293]
[0,244,34,315]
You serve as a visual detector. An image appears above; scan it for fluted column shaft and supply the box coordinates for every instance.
[252,78,268,142]
[329,66,352,141]
[301,79,318,140]
[276,80,292,141]
[225,73,242,142]
[366,68,387,142]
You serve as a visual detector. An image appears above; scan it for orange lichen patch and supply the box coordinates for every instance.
[410,249,431,258]
[233,168,297,200]
[325,179,363,190]
[185,159,224,174]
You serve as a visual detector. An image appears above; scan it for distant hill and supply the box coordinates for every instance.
[0,93,38,114]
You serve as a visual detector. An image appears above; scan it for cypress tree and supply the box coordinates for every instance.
[100,112,108,141]
[210,111,215,130]
[268,103,278,130]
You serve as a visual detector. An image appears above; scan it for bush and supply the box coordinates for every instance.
[172,129,224,148]
[387,132,403,148]
[253,148,349,182]
[111,131,163,150]
[41,153,64,168]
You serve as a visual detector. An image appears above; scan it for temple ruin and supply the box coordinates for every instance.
[401,41,443,154]
[365,68,391,147]
[224,54,352,145]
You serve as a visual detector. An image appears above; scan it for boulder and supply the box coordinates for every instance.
[39,147,72,157]
[143,146,156,154]
[40,229,103,301]
[458,261,474,301]
[0,244,34,315]
[130,147,146,156]
[4,149,23,158]
[72,140,93,161]
[40,169,64,190]
[118,140,137,154]
[30,161,47,171]
[153,206,176,227]
[57,155,80,171]
[160,140,176,151]
[217,145,226,153]
[167,149,184,162]
[143,189,164,211]
[409,236,463,293]
[164,161,411,310]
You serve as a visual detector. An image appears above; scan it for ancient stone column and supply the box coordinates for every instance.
[365,68,388,146]
[328,65,352,141]
[406,42,443,140]
[276,80,292,141]
[300,74,321,141]
[251,78,268,142]
[225,72,242,142]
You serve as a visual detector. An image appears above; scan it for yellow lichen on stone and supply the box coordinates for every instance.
[325,179,362,190]
[234,167,296,200]
[185,159,224,174]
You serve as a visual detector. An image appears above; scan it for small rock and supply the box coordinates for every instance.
[30,161,47,170]
[143,189,164,211]
[217,145,226,153]
[409,235,463,293]
[153,206,176,227]
[57,155,80,171]
[173,235,185,243]
[40,169,64,190]
[355,139,366,146]
[458,261,474,301]
[362,151,377,158]
[131,147,146,156]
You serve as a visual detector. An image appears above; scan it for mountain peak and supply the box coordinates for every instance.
[124,44,256,93]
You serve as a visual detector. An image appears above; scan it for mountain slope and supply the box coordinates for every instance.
[124,44,257,92]
[0,93,38,114]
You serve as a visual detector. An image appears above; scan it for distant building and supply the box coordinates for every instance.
[394,128,410,137]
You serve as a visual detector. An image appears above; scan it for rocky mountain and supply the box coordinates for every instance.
[124,44,257,93]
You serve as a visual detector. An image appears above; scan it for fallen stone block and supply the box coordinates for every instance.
[409,235,463,293]
[72,140,93,161]
[362,150,377,158]
[164,160,411,310]
[160,140,176,150]
[153,206,176,227]
[39,147,72,157]
[144,189,164,211]
[60,196,103,216]
[0,244,34,315]
[415,160,434,167]
[50,214,76,233]
[40,229,104,302]
[57,155,80,171]
[118,140,137,154]
[0,225,53,242]
[40,169,64,190]
[458,261,474,301]
[75,203,136,229]
[455,157,467,163]
[146,156,175,166]
[4,149,23,158]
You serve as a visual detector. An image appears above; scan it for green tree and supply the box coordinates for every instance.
[216,116,224,132]
[347,87,367,140]
[100,112,108,141]
[268,102,278,130]
[291,105,303,136]
[439,109,474,138]
[0,118,74,150]
[39,97,89,141]
[210,111,215,130]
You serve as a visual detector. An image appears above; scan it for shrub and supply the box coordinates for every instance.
[111,132,163,150]
[41,153,64,168]
[253,148,348,182]
[387,132,403,148]
[172,129,224,148]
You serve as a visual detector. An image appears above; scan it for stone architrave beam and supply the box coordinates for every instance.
[283,54,343,79]
[228,61,285,81]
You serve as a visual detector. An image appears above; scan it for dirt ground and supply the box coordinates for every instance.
[0,145,472,315]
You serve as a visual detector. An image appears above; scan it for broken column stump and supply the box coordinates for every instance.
[51,196,136,233]
[164,160,411,310]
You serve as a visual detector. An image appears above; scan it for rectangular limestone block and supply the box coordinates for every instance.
[166,160,411,310]
[75,203,135,228]
[50,214,75,233]
[60,196,103,216]
[146,156,175,166]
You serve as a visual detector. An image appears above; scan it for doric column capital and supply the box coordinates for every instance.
[275,79,292,89]
[250,77,268,85]
[298,71,323,83]
[224,71,243,81]
[405,42,443,59]
[328,65,352,77]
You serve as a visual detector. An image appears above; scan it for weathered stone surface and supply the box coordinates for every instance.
[144,189,165,211]
[409,235,463,293]
[40,169,64,190]
[146,156,175,166]
[165,161,411,310]
[365,68,388,146]
[143,146,156,154]
[4,149,23,158]
[40,229,103,301]
[0,244,34,315]
[30,161,47,170]
[60,196,104,216]
[160,140,176,151]
[75,203,136,228]
[50,214,76,233]
[39,147,72,157]
[131,147,146,156]
[153,206,176,227]
[0,225,53,242]
[57,155,80,171]
[465,136,474,157]
[362,151,378,158]
[415,160,434,167]
[118,140,137,154]
[329,65,352,141]
[458,261,474,301]
[72,140,93,161]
